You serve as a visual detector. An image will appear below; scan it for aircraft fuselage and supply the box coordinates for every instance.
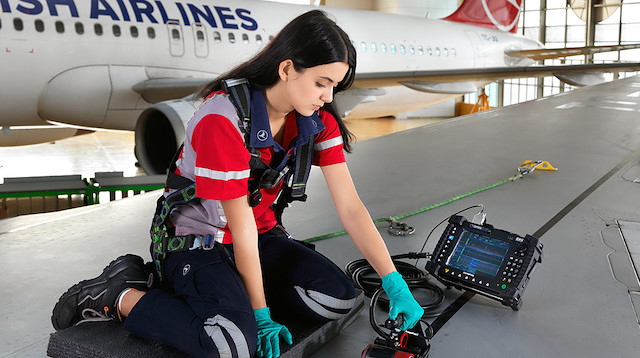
[0,0,540,133]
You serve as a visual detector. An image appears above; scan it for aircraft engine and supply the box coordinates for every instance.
[134,99,197,175]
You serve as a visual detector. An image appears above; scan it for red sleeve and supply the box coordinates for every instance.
[313,110,347,166]
[191,114,251,200]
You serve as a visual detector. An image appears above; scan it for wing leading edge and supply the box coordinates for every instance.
[354,62,640,92]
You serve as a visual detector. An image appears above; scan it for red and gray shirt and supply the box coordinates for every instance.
[169,89,346,244]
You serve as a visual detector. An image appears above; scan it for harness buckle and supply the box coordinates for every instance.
[289,184,307,199]
[203,234,215,250]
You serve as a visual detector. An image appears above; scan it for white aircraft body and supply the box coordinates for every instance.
[1,0,639,174]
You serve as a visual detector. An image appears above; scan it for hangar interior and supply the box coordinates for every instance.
[316,0,640,113]
[2,1,640,358]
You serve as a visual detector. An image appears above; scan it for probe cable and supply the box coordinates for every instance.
[345,205,488,339]
[303,172,523,243]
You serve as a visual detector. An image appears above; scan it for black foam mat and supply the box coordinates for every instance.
[47,291,364,358]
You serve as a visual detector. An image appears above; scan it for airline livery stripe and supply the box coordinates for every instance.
[195,167,250,181]
[314,137,343,151]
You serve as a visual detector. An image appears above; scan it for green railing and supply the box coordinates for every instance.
[0,172,165,218]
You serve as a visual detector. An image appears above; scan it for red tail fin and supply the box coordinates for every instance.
[443,0,523,33]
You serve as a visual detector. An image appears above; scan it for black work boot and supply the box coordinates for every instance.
[51,254,150,330]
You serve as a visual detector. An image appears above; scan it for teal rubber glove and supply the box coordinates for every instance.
[381,271,424,331]
[254,307,293,358]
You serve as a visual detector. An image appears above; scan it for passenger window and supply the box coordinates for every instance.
[380,43,387,53]
[390,43,396,54]
[228,32,235,43]
[256,34,263,45]
[435,47,440,56]
[360,41,367,52]
[242,33,249,44]
[197,30,205,42]
[55,21,64,33]
[75,22,84,35]
[130,26,138,38]
[0,18,2,30]
[213,31,221,43]
[14,18,24,31]
[147,27,155,39]
[113,24,121,37]
[409,45,415,55]
[451,48,456,56]
[418,46,424,55]
[171,28,179,40]
[35,19,44,32]
[444,48,449,56]
[427,46,432,56]
[400,45,406,54]
[371,42,377,53]
[94,23,103,36]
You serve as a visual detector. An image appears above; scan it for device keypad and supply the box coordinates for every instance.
[501,256,525,285]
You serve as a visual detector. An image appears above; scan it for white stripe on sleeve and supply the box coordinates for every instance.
[194,167,250,181]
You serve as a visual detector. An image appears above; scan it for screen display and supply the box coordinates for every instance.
[446,230,510,277]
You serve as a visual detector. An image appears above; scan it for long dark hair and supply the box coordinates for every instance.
[197,10,356,152]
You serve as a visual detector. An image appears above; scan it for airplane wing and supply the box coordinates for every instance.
[132,77,212,103]
[506,43,640,61]
[354,62,640,92]
[131,62,640,106]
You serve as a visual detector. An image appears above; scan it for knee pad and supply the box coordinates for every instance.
[203,314,255,358]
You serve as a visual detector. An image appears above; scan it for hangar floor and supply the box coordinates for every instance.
[0,116,443,183]
[0,116,442,219]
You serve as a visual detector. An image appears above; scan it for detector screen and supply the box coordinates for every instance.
[446,230,510,277]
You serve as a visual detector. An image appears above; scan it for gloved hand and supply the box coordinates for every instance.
[381,271,424,331]
[254,307,293,358]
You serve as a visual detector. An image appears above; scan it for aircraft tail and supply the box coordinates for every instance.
[443,0,523,33]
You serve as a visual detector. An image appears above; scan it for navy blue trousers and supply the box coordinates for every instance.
[124,228,356,358]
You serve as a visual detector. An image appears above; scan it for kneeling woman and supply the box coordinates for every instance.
[52,10,423,358]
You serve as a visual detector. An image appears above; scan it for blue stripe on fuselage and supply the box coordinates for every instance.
[1,0,259,30]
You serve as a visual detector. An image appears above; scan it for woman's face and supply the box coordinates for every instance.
[284,61,350,117]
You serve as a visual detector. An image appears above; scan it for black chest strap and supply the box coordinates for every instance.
[222,78,314,216]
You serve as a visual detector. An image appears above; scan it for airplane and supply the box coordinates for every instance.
[2,0,639,176]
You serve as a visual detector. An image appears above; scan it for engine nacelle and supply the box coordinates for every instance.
[134,99,196,175]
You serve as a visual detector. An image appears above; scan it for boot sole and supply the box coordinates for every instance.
[51,254,145,330]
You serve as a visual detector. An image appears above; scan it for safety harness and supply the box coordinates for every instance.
[150,79,314,284]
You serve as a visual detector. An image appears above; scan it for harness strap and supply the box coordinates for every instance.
[291,135,314,199]
[272,136,314,225]
[151,78,317,281]
[152,183,197,228]
[222,78,252,146]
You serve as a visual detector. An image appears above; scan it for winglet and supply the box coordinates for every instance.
[443,0,523,34]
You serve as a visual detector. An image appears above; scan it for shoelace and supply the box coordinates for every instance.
[76,308,113,325]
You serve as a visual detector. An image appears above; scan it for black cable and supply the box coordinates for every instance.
[415,204,484,267]
[345,253,444,312]
[349,205,486,340]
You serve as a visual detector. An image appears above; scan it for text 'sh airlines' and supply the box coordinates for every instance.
[0,0,259,30]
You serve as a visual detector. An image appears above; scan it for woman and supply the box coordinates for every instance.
[52,10,423,358]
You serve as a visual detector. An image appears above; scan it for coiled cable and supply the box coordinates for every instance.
[345,252,444,312]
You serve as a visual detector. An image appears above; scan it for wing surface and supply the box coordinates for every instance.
[506,44,640,61]
[132,78,213,103]
[354,62,640,89]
